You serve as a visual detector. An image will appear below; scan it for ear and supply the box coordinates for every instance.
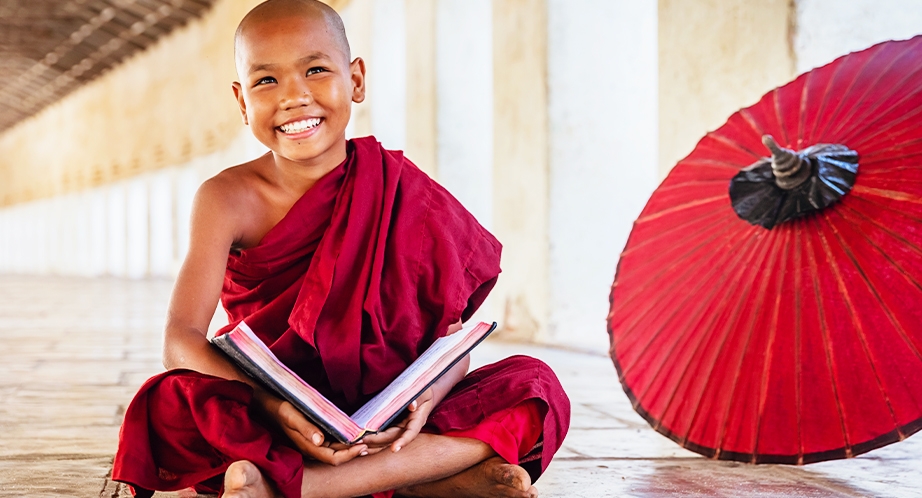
[231,81,248,125]
[350,57,366,104]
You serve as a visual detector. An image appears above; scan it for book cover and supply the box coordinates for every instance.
[212,321,498,443]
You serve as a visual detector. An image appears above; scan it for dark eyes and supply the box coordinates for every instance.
[252,67,327,87]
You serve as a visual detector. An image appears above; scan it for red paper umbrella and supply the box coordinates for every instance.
[608,35,922,464]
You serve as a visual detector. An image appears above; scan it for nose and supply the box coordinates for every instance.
[279,77,313,110]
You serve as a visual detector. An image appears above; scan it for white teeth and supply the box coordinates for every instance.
[280,118,321,134]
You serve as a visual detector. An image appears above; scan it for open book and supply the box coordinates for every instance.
[212,321,497,444]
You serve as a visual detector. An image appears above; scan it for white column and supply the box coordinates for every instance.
[149,170,174,278]
[125,178,150,279]
[107,184,127,277]
[174,167,199,274]
[435,0,494,229]
[88,188,108,277]
[369,0,408,150]
[546,0,659,351]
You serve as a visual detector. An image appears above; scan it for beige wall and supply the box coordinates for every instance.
[658,0,795,177]
[0,0,265,207]
[404,0,438,176]
[492,0,550,341]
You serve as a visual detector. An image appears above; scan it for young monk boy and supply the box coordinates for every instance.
[112,1,570,497]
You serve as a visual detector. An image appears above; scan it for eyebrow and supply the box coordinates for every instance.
[248,53,329,75]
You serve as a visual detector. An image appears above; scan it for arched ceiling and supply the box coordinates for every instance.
[0,0,218,134]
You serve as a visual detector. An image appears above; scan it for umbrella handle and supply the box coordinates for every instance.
[762,135,811,190]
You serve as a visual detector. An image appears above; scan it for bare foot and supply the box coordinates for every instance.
[223,460,278,498]
[397,456,538,498]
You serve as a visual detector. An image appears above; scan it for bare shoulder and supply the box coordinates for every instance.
[192,156,271,250]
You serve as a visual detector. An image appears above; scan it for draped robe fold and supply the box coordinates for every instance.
[112,137,571,498]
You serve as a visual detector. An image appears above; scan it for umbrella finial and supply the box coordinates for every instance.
[762,135,811,190]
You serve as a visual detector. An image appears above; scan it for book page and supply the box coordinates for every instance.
[218,323,364,442]
[350,322,494,430]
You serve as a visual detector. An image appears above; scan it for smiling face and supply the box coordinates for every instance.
[232,4,365,168]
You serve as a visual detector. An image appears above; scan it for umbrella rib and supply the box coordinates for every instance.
[739,108,766,139]
[823,41,910,139]
[816,213,902,436]
[848,197,922,252]
[620,227,763,389]
[751,228,793,460]
[847,103,922,151]
[814,48,883,141]
[793,229,804,463]
[797,71,813,148]
[654,179,734,193]
[860,136,922,159]
[807,52,852,143]
[615,219,753,345]
[853,185,922,207]
[616,220,742,364]
[622,209,728,258]
[711,231,785,458]
[835,204,922,366]
[839,70,922,146]
[803,221,852,454]
[829,43,922,140]
[816,214,903,452]
[708,132,762,160]
[773,89,791,146]
[682,158,746,170]
[635,195,726,224]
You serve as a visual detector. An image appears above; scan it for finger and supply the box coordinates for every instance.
[363,445,388,456]
[362,427,401,445]
[305,442,368,465]
[278,403,325,446]
[326,441,355,452]
[329,443,369,465]
[391,412,426,452]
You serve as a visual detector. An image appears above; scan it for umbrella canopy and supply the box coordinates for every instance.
[608,35,922,464]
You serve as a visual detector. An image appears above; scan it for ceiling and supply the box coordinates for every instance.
[0,0,218,134]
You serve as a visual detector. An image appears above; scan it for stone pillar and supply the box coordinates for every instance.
[369,0,408,151]
[547,0,659,352]
[341,0,374,139]
[149,170,174,278]
[491,0,550,341]
[658,0,794,178]
[435,0,494,229]
[405,0,438,176]
[126,179,150,279]
[106,185,127,278]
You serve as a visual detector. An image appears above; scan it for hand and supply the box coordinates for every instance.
[360,387,435,454]
[446,319,463,335]
[256,390,368,466]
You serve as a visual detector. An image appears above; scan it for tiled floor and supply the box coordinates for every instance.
[1,275,920,497]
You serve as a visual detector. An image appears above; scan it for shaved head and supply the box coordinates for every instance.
[235,0,351,73]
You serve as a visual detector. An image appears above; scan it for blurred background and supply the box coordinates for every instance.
[0,0,920,353]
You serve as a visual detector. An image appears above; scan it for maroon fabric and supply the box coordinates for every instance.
[112,137,570,497]
[219,137,502,410]
[113,356,569,498]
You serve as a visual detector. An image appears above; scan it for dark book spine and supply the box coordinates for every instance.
[211,334,357,443]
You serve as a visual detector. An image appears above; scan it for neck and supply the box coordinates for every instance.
[271,138,348,194]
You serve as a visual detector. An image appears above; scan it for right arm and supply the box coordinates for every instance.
[162,177,366,464]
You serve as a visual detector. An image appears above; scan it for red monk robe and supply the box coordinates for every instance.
[113,137,571,498]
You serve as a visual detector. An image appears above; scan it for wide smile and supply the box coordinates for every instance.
[277,117,323,138]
